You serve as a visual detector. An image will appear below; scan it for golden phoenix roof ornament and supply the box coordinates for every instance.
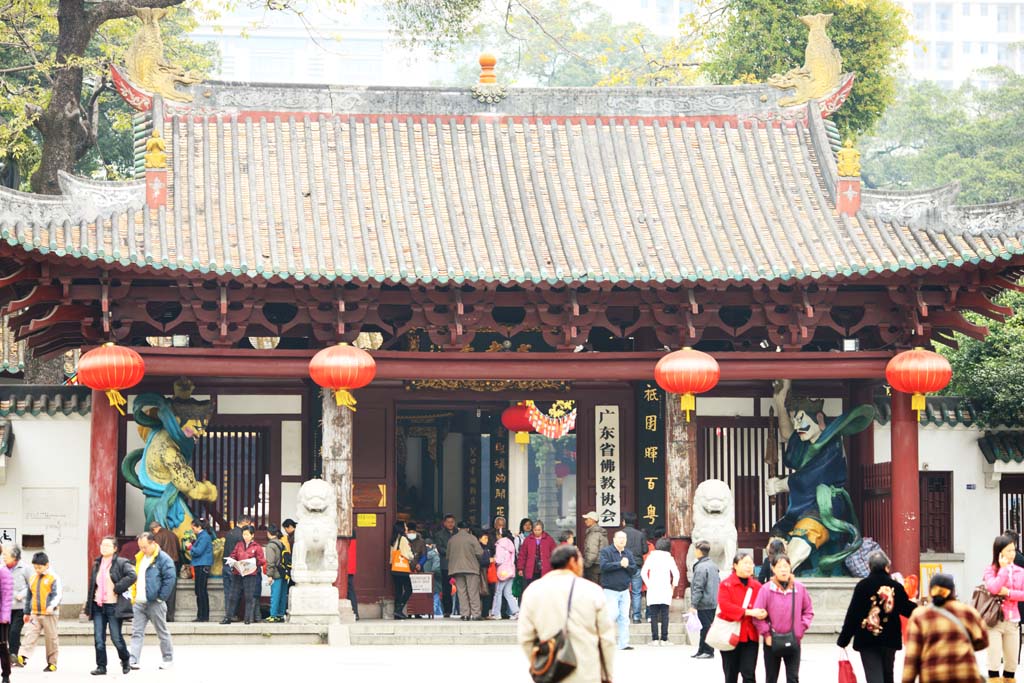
[124,8,201,102]
[768,14,843,107]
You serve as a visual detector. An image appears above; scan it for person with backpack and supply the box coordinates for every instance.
[902,573,988,683]
[837,550,918,683]
[753,554,814,683]
[488,529,519,620]
[264,526,288,623]
[983,534,1024,683]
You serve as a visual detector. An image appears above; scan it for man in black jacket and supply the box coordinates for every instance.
[620,513,647,623]
[837,550,917,683]
[599,530,637,651]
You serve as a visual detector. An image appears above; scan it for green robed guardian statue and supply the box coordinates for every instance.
[764,379,874,576]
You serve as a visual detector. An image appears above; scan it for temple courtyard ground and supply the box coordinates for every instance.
[6,642,987,682]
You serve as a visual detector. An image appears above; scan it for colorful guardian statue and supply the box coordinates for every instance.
[121,378,217,535]
[765,379,874,575]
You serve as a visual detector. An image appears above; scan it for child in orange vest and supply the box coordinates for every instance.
[17,552,62,672]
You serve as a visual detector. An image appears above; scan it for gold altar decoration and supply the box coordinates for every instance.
[144,130,167,169]
[767,14,843,107]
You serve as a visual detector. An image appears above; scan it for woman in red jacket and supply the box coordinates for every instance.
[516,520,556,587]
[717,552,766,683]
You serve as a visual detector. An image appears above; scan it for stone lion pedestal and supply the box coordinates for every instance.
[288,479,341,629]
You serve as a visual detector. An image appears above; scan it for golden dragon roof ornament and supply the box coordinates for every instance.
[124,8,201,103]
[768,14,843,107]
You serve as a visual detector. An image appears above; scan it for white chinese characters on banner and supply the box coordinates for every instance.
[595,405,620,527]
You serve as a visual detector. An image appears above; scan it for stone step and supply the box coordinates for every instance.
[56,620,326,646]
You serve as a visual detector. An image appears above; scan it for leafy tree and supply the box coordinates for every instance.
[943,291,1024,427]
[697,0,911,136]
[861,69,1024,204]
[444,0,692,87]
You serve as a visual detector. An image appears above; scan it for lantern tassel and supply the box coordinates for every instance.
[105,389,128,416]
[334,389,358,412]
[912,392,925,422]
[680,392,696,423]
[515,431,530,445]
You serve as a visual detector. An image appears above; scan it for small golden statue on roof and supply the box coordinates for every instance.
[836,140,861,177]
[144,129,167,169]
[768,14,843,107]
[125,8,201,103]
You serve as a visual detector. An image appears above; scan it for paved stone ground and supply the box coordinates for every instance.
[7,642,991,682]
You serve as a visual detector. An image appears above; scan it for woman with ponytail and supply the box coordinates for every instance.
[902,573,988,683]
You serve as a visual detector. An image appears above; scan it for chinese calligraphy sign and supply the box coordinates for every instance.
[595,405,620,527]
[637,382,666,532]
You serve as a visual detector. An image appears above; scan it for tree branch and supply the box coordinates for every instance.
[86,0,186,33]
[0,63,36,75]
[85,74,110,144]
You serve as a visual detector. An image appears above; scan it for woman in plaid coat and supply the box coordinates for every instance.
[901,574,988,683]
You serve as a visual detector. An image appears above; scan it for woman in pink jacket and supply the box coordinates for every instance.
[984,534,1024,683]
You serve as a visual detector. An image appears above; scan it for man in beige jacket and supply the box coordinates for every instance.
[517,544,615,683]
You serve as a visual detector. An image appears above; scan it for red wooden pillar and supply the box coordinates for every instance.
[87,390,120,564]
[890,389,920,577]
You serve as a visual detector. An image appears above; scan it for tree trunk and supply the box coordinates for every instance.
[30,0,93,194]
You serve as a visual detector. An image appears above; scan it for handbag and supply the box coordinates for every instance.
[971,583,1004,628]
[487,563,498,584]
[706,586,753,651]
[390,545,411,573]
[838,648,858,683]
[770,583,798,655]
[529,579,578,683]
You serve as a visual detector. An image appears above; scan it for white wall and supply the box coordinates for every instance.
[0,416,91,609]
[873,424,996,592]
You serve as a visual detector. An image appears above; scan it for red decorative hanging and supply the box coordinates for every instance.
[525,400,577,439]
[885,347,952,420]
[77,343,146,416]
[501,403,534,444]
[654,347,721,422]
[309,342,376,411]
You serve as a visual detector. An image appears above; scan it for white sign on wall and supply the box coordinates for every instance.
[22,487,78,542]
[595,405,620,527]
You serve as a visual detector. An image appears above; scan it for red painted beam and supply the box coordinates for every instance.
[87,390,120,572]
[890,390,920,581]
[134,349,894,381]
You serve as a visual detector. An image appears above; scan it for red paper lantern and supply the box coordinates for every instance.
[885,347,952,419]
[554,463,570,479]
[502,402,534,444]
[78,342,146,416]
[654,347,721,422]
[309,342,376,411]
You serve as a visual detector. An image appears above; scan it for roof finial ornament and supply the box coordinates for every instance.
[837,140,861,177]
[124,8,201,103]
[768,14,843,107]
[471,52,507,104]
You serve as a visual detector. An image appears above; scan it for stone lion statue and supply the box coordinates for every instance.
[291,479,339,585]
[686,479,737,580]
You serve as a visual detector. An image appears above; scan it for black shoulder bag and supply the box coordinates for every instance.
[530,579,578,683]
[770,583,798,655]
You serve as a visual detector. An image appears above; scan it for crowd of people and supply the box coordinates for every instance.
[3,516,1023,683]
[0,514,299,679]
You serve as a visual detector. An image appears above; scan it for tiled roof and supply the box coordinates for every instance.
[873,395,978,427]
[980,432,1024,464]
[0,81,1021,286]
[0,315,25,374]
[0,386,92,417]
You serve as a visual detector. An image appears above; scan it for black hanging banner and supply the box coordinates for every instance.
[464,437,481,527]
[636,382,666,535]
[490,423,509,523]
